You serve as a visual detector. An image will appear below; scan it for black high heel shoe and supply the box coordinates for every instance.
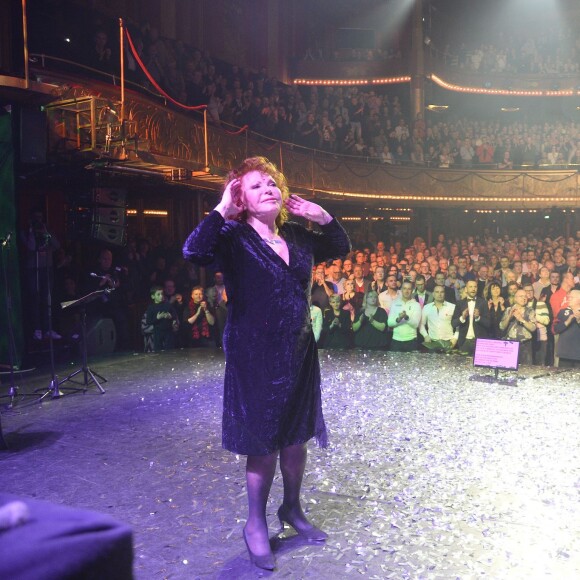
[243,527,275,571]
[277,504,328,542]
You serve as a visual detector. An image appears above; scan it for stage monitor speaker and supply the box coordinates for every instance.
[93,187,126,207]
[93,206,126,227]
[92,223,127,246]
[20,107,47,164]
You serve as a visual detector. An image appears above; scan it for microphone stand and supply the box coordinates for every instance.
[36,236,83,401]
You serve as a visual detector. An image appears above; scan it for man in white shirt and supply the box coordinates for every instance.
[420,285,458,351]
[388,281,422,351]
[378,273,401,313]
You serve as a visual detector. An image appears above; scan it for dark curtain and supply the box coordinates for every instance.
[0,111,23,368]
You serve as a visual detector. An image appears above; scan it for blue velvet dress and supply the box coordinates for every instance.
[183,211,350,455]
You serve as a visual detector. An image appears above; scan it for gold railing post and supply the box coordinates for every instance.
[119,18,125,124]
[203,109,209,171]
[22,0,29,89]
[90,97,96,150]
[311,152,315,197]
[279,142,284,174]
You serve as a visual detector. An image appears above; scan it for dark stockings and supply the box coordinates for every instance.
[245,452,277,556]
[280,444,311,528]
[244,443,308,555]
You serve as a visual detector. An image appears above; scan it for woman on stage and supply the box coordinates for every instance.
[183,157,350,570]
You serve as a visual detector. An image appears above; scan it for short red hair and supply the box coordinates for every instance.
[224,156,290,228]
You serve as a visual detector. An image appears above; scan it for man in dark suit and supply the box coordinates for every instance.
[412,275,433,308]
[476,264,490,298]
[452,280,490,354]
[434,272,456,304]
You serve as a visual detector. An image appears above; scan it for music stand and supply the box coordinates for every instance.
[56,289,112,395]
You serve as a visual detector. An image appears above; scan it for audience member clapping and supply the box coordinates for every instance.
[321,294,353,349]
[352,290,389,350]
[553,289,580,368]
[387,281,422,352]
[183,286,215,347]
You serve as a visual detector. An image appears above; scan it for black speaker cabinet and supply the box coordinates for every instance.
[91,223,127,246]
[93,206,126,227]
[93,188,126,207]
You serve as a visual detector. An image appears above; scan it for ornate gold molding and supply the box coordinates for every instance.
[47,77,580,211]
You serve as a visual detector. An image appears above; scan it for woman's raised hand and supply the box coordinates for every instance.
[285,194,332,225]
[215,178,243,219]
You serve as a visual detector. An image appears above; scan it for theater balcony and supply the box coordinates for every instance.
[3,59,579,240]
[293,56,409,83]
[427,53,580,95]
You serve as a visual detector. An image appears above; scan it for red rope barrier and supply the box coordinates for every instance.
[224,125,249,135]
[124,27,207,112]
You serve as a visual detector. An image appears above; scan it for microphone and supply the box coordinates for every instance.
[0,232,11,247]
[90,272,107,280]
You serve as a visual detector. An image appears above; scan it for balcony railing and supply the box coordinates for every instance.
[8,58,579,213]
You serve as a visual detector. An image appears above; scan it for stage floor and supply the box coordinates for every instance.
[2,349,579,579]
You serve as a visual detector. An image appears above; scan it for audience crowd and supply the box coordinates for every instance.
[50,9,580,171]
[36,226,580,369]
[27,1,580,176]
[127,40,580,169]
[24,3,580,369]
[302,47,403,63]
[303,231,580,368]
[439,24,579,76]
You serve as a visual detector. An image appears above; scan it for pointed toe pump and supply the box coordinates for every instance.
[277,505,328,542]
